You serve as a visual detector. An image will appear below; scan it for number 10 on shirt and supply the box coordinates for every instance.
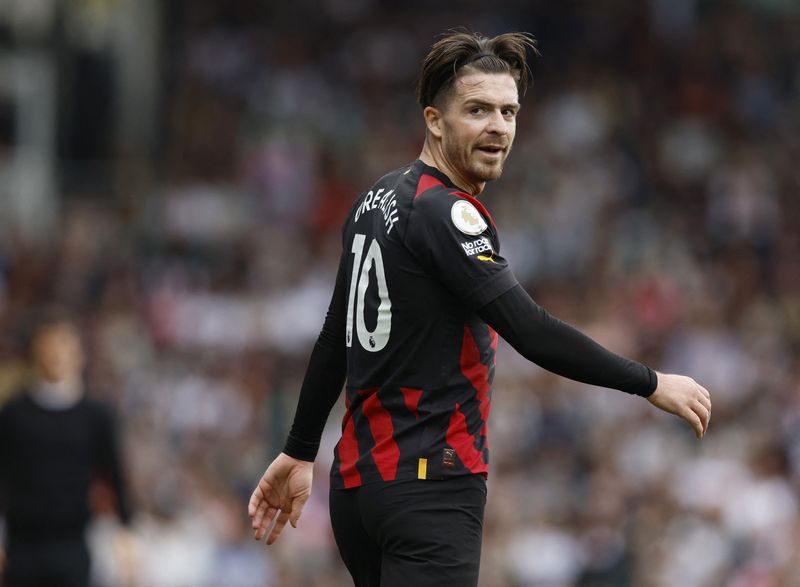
[346,233,392,352]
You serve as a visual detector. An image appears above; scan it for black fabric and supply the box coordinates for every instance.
[285,160,515,487]
[0,390,131,543]
[478,284,657,397]
[403,174,518,310]
[283,256,348,462]
[329,475,487,587]
[282,159,656,483]
[3,536,90,587]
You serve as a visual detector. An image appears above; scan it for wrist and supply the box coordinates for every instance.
[282,434,318,462]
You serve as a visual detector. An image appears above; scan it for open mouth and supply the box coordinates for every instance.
[477,146,504,155]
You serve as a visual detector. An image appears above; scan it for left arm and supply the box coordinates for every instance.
[478,284,656,396]
[478,284,711,437]
[95,403,132,525]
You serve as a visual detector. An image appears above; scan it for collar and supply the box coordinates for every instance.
[411,159,462,191]
[29,379,84,411]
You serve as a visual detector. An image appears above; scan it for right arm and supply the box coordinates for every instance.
[249,256,348,544]
[281,257,348,462]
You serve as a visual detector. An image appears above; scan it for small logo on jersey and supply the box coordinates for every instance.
[369,336,376,348]
[451,201,488,235]
[443,448,456,469]
[461,236,493,258]
[477,254,496,263]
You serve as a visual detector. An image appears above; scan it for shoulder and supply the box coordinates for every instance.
[0,389,31,414]
[0,391,33,435]
[411,186,493,236]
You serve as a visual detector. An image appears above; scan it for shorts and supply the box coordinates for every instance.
[329,474,487,587]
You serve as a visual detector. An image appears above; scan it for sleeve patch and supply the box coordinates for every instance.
[461,236,494,258]
[451,200,488,235]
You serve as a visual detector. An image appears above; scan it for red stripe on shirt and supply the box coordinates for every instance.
[338,408,362,488]
[400,387,423,420]
[446,403,487,475]
[361,392,401,481]
[415,173,446,198]
[460,324,492,446]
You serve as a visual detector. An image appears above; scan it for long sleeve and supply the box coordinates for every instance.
[0,404,8,516]
[478,284,657,396]
[94,403,132,525]
[282,257,348,461]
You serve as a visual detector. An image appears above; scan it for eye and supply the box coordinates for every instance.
[502,108,517,118]
[470,106,485,115]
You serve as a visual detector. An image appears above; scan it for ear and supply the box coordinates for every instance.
[423,106,444,139]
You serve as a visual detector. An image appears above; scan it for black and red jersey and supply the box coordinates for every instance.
[329,159,518,489]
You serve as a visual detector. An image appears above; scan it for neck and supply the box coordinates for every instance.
[419,140,485,196]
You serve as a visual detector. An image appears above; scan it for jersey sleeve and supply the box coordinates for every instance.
[405,189,518,309]
[282,252,348,461]
[479,284,657,396]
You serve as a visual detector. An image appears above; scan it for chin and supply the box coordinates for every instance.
[472,165,504,183]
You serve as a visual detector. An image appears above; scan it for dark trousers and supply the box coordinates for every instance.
[329,474,487,587]
[3,535,90,587]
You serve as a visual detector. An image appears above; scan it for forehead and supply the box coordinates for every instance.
[450,71,519,105]
[35,323,79,342]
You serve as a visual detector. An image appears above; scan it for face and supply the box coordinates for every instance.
[430,71,520,189]
[32,323,85,383]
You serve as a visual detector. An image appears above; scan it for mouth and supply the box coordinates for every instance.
[476,145,506,157]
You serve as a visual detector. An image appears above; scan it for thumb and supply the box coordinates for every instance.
[289,494,309,528]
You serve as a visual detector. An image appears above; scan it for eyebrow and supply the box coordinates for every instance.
[464,99,521,111]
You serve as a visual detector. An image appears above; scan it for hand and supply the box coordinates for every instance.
[113,527,138,587]
[647,372,711,438]
[248,452,313,545]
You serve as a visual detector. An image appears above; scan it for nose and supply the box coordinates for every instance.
[485,109,510,136]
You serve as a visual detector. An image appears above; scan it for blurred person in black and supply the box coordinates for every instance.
[250,31,712,586]
[0,311,132,587]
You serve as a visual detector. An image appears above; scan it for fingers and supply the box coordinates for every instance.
[682,405,704,439]
[247,485,262,517]
[691,399,710,437]
[696,388,712,413]
[289,494,310,529]
[267,509,292,545]
[251,501,271,540]
[684,397,711,438]
[691,381,711,436]
[254,505,279,541]
[249,478,282,541]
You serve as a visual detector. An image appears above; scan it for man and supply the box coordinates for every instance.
[249,31,711,586]
[0,311,132,587]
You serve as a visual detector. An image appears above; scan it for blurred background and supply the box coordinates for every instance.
[0,0,798,585]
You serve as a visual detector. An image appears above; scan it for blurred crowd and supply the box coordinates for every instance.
[1,0,799,585]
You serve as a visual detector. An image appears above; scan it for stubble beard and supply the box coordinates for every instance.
[470,149,508,183]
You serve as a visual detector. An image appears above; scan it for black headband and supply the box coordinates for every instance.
[464,52,496,66]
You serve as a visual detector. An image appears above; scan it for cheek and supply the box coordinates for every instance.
[443,119,478,151]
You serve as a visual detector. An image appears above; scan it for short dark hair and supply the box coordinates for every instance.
[416,30,539,109]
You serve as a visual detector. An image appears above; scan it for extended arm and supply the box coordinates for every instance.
[478,284,656,396]
[478,284,711,436]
